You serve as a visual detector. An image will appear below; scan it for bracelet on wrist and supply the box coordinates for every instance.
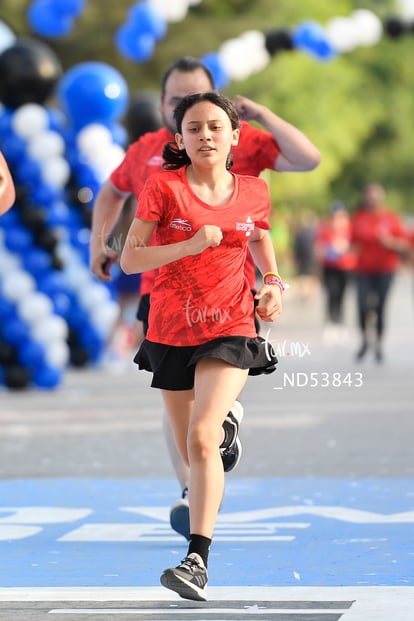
[263,271,282,283]
[262,272,288,293]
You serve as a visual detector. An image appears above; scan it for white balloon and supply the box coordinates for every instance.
[32,315,68,343]
[351,9,383,47]
[78,283,111,311]
[91,300,120,337]
[63,263,91,290]
[28,131,66,162]
[0,250,20,274]
[0,20,16,54]
[150,0,188,22]
[56,240,77,264]
[240,31,270,74]
[11,104,49,139]
[45,340,70,369]
[219,38,253,81]
[396,0,414,21]
[92,145,126,182]
[1,269,35,301]
[325,17,358,53]
[41,157,71,188]
[76,123,113,156]
[18,292,53,324]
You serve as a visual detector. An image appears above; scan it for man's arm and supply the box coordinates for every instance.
[233,95,321,172]
[89,180,128,281]
[0,152,16,215]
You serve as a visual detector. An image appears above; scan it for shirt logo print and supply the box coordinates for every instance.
[170,218,192,232]
[236,216,254,236]
[147,155,164,167]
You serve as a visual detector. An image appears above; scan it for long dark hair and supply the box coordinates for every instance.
[163,92,240,171]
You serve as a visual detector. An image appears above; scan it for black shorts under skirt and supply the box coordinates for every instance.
[133,335,278,391]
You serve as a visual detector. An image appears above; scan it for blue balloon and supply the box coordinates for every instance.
[47,106,67,131]
[33,364,62,389]
[67,304,89,329]
[0,132,27,165]
[0,207,20,228]
[201,52,229,90]
[50,291,72,317]
[128,2,167,40]
[57,62,129,129]
[79,325,104,363]
[0,110,13,137]
[31,183,61,206]
[292,21,336,61]
[27,0,74,38]
[4,226,34,253]
[0,297,16,321]
[115,24,155,63]
[44,201,71,227]
[52,0,86,16]
[14,156,43,187]
[18,340,46,370]
[37,270,67,296]
[106,122,128,147]
[22,247,52,277]
[2,317,30,346]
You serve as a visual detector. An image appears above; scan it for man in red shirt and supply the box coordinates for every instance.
[351,183,409,362]
[90,56,320,540]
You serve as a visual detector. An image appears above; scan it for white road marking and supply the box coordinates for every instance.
[48,607,347,615]
[0,587,413,620]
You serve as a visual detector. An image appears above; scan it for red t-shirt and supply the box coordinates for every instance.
[351,208,406,274]
[110,122,280,294]
[135,167,271,346]
[316,221,356,271]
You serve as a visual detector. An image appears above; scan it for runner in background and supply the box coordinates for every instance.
[315,200,356,344]
[351,183,409,362]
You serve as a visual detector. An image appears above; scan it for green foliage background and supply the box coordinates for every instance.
[3,0,414,217]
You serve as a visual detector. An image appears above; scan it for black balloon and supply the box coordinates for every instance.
[0,340,17,365]
[20,207,46,233]
[264,29,294,56]
[4,364,31,389]
[123,91,162,143]
[384,17,406,38]
[0,37,63,108]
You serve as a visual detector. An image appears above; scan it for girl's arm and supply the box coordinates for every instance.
[0,152,15,215]
[248,228,283,322]
[120,218,223,274]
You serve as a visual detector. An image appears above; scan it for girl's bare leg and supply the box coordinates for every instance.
[189,359,248,537]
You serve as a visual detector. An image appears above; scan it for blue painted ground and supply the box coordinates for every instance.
[0,477,413,588]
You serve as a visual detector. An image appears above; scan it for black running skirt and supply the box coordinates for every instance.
[133,335,278,391]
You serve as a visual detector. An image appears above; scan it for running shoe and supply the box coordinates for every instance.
[220,400,244,472]
[169,487,190,541]
[160,552,208,601]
